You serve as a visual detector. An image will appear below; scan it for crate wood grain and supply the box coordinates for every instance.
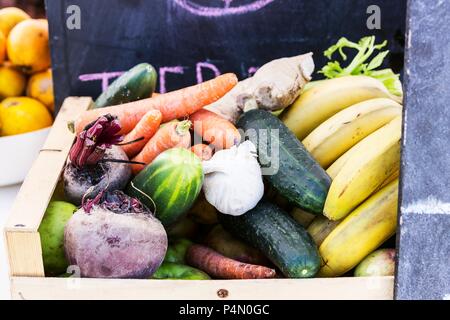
[5,97,394,300]
[10,276,394,300]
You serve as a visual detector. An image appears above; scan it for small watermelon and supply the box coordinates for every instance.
[127,148,204,226]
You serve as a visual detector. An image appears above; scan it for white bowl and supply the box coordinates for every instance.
[0,127,51,187]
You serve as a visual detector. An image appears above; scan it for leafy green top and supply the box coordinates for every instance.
[319,36,402,96]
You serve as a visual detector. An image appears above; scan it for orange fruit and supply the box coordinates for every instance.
[0,7,30,38]
[0,63,27,98]
[27,68,54,112]
[7,19,51,74]
[0,31,5,64]
[0,97,52,136]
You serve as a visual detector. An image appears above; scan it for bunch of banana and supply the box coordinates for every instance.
[318,180,399,277]
[302,98,402,168]
[281,75,403,277]
[280,75,402,140]
[323,116,401,220]
[281,75,402,220]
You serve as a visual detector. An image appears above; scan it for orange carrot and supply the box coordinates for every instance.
[186,244,276,279]
[190,109,241,150]
[120,110,162,158]
[191,144,213,161]
[131,120,192,174]
[74,73,238,134]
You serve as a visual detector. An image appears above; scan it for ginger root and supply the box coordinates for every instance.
[205,53,314,123]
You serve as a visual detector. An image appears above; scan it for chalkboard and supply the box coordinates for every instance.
[395,0,450,300]
[49,0,450,300]
[45,0,406,110]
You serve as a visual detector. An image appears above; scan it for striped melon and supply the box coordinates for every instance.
[127,148,204,226]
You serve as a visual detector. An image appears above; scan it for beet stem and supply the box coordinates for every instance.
[69,114,124,168]
[98,159,146,166]
[117,137,145,146]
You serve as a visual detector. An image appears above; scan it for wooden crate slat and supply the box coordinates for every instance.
[5,97,92,232]
[5,232,44,277]
[10,276,394,300]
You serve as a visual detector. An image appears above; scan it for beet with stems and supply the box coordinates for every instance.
[64,190,168,278]
[63,114,132,205]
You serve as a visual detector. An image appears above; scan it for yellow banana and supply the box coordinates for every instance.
[281,75,401,140]
[307,215,341,247]
[323,116,401,220]
[375,169,399,192]
[318,179,398,277]
[302,98,402,168]
[326,115,402,179]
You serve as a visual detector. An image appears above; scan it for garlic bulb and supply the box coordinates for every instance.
[202,141,264,216]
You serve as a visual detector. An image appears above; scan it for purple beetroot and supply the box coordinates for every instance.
[64,190,167,278]
[63,114,132,205]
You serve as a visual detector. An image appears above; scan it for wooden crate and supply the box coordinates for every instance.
[4,97,394,300]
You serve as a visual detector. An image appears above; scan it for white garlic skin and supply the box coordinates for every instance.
[202,141,264,216]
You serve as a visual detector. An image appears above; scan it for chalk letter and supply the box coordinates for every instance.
[366,5,381,30]
[66,5,81,30]
[159,66,185,93]
[79,72,124,92]
[196,62,221,84]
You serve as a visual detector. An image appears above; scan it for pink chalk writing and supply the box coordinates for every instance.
[196,62,221,84]
[173,0,276,17]
[248,66,259,76]
[159,66,185,94]
[223,0,233,8]
[78,72,125,92]
[78,62,262,93]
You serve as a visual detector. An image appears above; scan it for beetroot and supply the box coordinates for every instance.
[63,115,132,205]
[64,190,167,278]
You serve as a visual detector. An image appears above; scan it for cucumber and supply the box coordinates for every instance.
[219,201,320,278]
[94,63,157,108]
[127,148,204,226]
[237,109,331,214]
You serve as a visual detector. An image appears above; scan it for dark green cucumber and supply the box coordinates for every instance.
[237,109,331,214]
[94,63,157,108]
[219,201,320,278]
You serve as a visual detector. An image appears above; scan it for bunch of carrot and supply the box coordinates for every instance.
[74,73,243,174]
